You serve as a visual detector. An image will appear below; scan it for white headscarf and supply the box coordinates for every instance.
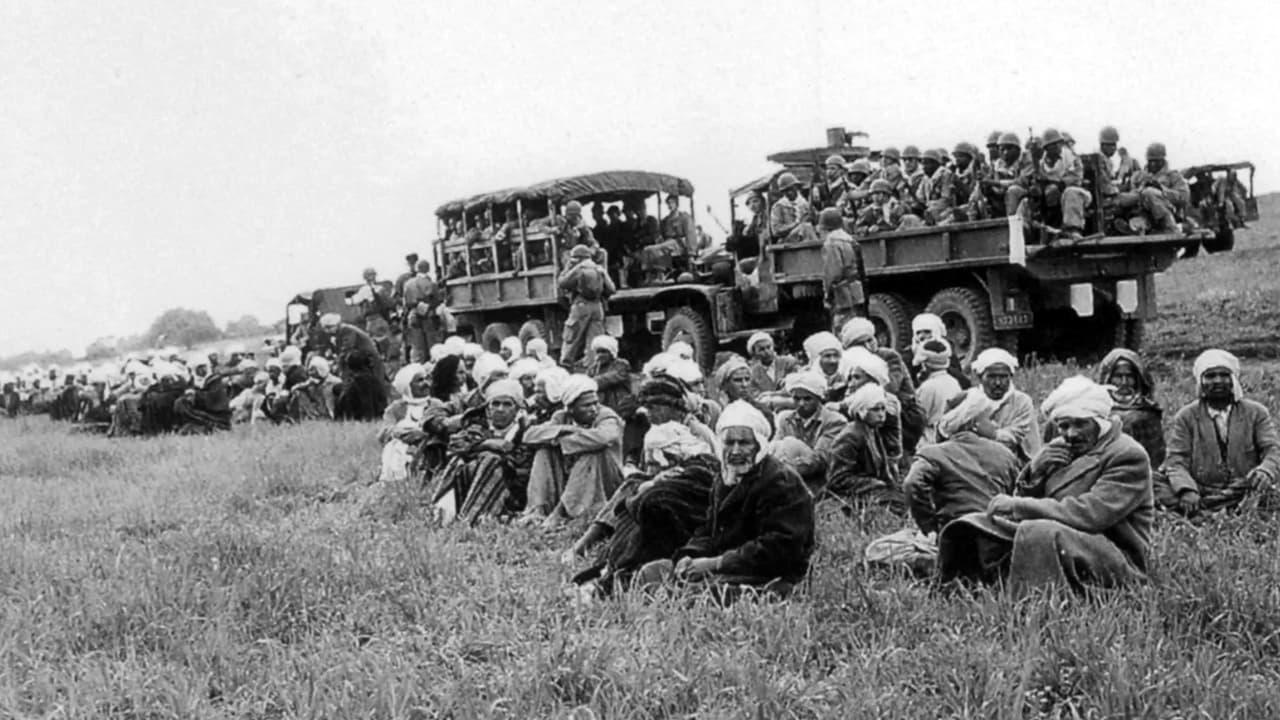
[429,344,447,362]
[472,352,509,387]
[664,359,704,387]
[846,383,888,420]
[668,341,695,361]
[392,363,429,406]
[591,334,619,357]
[911,313,946,339]
[643,352,676,377]
[841,346,890,387]
[1192,348,1243,401]
[803,331,842,369]
[644,421,712,468]
[443,336,467,357]
[279,346,302,368]
[319,313,342,330]
[308,356,331,379]
[1041,375,1115,436]
[972,348,1018,375]
[784,370,827,399]
[500,336,523,359]
[510,358,541,380]
[536,366,570,404]
[839,317,877,348]
[526,338,550,362]
[560,374,599,408]
[747,332,773,354]
[716,400,773,482]
[463,343,483,360]
[937,388,997,439]
[484,378,525,407]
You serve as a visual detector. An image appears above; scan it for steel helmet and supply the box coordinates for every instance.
[570,244,593,259]
[848,159,872,176]
[999,132,1021,148]
[1099,126,1120,144]
[922,148,942,162]
[824,154,845,167]
[870,179,893,194]
[1041,128,1065,146]
[818,207,844,231]
[881,146,901,161]
[1146,142,1167,160]
[776,172,800,191]
[901,145,922,160]
[565,200,583,214]
[986,130,1002,147]
[953,142,979,158]
[1062,131,1076,146]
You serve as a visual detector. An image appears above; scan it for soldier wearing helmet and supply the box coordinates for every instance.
[558,243,616,369]
[1114,142,1189,235]
[901,145,926,215]
[641,194,696,284]
[917,148,956,226]
[854,178,907,235]
[811,153,850,211]
[770,172,819,244]
[985,131,1003,164]
[949,142,986,223]
[872,147,910,200]
[1097,126,1141,192]
[984,132,1035,217]
[820,207,864,332]
[836,159,874,218]
[1016,128,1093,243]
[549,200,605,268]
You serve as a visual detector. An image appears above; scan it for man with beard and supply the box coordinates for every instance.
[746,331,799,403]
[636,400,815,601]
[971,348,1041,463]
[773,370,846,487]
[1157,349,1280,515]
[938,376,1153,597]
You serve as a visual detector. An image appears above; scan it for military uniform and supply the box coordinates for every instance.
[1117,146,1188,233]
[558,252,616,369]
[1016,131,1092,235]
[821,220,862,331]
[770,174,819,243]
[918,166,955,225]
[402,270,444,363]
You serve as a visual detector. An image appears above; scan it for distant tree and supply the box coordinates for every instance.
[84,337,120,361]
[0,349,75,371]
[224,314,268,338]
[147,308,222,349]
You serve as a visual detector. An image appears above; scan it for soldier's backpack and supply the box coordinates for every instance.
[577,265,606,301]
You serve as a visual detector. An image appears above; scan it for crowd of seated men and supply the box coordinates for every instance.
[736,125,1202,250]
[366,311,1279,604]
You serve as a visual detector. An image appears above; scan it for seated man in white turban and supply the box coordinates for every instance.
[287,356,342,421]
[903,390,1021,536]
[523,338,557,369]
[915,339,964,445]
[826,383,903,514]
[746,331,799,400]
[499,336,523,364]
[938,376,1153,596]
[464,352,510,411]
[1158,349,1280,515]
[908,312,969,388]
[839,346,903,460]
[377,363,433,483]
[588,334,640,459]
[841,317,926,453]
[971,348,1041,462]
[521,375,624,528]
[570,419,719,596]
[426,379,534,525]
[802,331,848,403]
[712,354,775,428]
[774,370,847,486]
[636,401,815,601]
[530,366,570,424]
[174,354,233,433]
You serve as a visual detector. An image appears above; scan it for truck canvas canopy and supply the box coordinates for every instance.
[435,170,695,219]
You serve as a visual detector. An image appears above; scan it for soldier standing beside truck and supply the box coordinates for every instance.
[558,245,616,370]
[401,260,444,364]
[819,208,864,332]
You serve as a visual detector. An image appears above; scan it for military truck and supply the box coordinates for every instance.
[1182,161,1258,255]
[285,281,397,362]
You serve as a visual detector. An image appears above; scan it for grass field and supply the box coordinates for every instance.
[4,201,1280,718]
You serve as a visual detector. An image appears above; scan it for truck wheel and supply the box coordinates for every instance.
[924,287,995,369]
[662,306,715,371]
[518,319,548,349]
[480,322,515,354]
[867,293,914,354]
[1203,227,1235,254]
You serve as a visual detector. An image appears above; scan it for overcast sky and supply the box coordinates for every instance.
[3,0,1276,355]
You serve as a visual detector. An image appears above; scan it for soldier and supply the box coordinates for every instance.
[551,200,602,266]
[901,145,926,215]
[917,148,955,225]
[621,197,661,289]
[558,244,616,370]
[811,154,849,210]
[401,259,444,363]
[1115,143,1189,235]
[984,132,1034,217]
[1018,128,1092,243]
[950,142,985,222]
[854,179,906,234]
[836,159,873,220]
[985,131,1002,164]
[819,208,862,332]
[393,253,418,307]
[770,173,819,243]
[642,194,694,284]
[1098,126,1141,192]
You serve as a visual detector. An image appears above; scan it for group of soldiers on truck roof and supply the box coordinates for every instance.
[738,126,1237,250]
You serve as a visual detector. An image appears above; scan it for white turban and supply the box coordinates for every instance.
[510,358,541,380]
[500,336,523,358]
[252,371,270,386]
[803,331,843,366]
[911,313,947,338]
[591,334,619,357]
[840,317,877,348]
[472,352,509,387]
[664,359,703,387]
[715,355,750,388]
[916,338,953,371]
[123,360,149,377]
[265,358,283,370]
[644,421,712,467]
[484,378,525,407]
[715,400,773,467]
[393,363,426,399]
[937,388,996,439]
[308,356,331,378]
[429,344,447,362]
[643,352,676,377]
[1041,375,1114,435]
[319,313,342,329]
[279,346,302,367]
[747,332,773,353]
[526,338,550,360]
[536,366,570,404]
[443,336,467,357]
[784,370,827,399]
[560,374,599,407]
[236,359,258,372]
[841,346,890,387]
[1193,348,1243,400]
[846,383,888,420]
[668,341,695,361]
[972,348,1018,375]
[186,352,210,368]
[463,343,483,359]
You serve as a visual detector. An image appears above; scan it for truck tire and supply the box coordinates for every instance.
[662,306,715,371]
[518,319,549,349]
[924,286,995,369]
[480,322,515,354]
[867,293,914,353]
[1203,227,1235,254]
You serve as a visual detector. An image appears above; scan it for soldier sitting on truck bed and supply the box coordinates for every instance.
[917,149,955,225]
[854,179,908,234]
[1016,128,1092,244]
[640,194,694,284]
[871,148,910,202]
[1098,126,1141,192]
[1114,143,1189,235]
[982,132,1034,217]
[770,173,819,243]
[901,146,927,216]
[811,154,850,211]
[948,142,985,223]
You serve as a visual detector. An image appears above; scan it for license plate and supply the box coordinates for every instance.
[994,312,1034,329]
